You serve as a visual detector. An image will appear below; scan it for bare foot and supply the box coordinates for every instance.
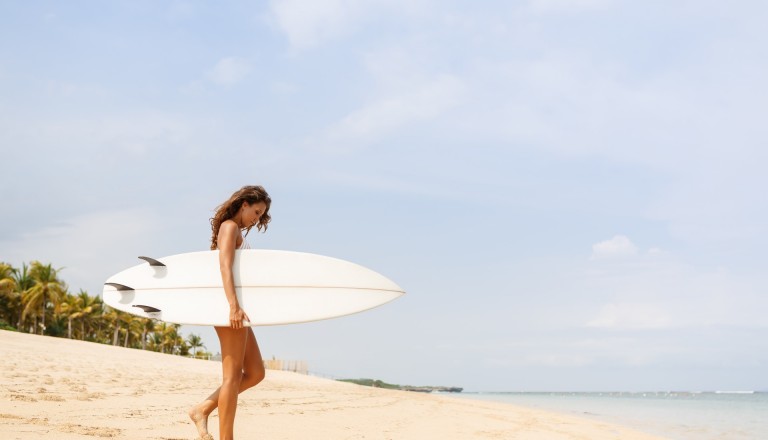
[188,404,211,439]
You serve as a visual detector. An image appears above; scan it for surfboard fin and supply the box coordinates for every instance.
[138,256,166,267]
[104,282,134,291]
[133,305,161,313]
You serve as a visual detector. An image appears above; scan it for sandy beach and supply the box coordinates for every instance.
[1,330,664,440]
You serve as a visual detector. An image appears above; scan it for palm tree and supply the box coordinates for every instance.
[94,299,120,345]
[158,322,173,353]
[187,333,205,358]
[153,322,181,354]
[119,312,131,347]
[0,263,13,289]
[23,262,66,335]
[101,308,122,345]
[176,335,191,356]
[11,263,34,331]
[119,313,143,348]
[168,324,183,354]
[58,293,83,339]
[77,292,102,341]
[140,318,156,350]
[4,259,206,358]
[147,330,162,352]
[128,318,145,349]
[0,262,16,325]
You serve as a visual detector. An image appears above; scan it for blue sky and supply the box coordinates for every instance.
[1,0,767,391]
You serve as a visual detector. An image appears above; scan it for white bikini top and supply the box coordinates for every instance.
[239,237,251,249]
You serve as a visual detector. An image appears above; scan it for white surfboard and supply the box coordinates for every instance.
[102,250,404,326]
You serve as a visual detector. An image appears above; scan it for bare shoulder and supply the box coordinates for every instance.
[217,219,241,250]
[219,219,240,235]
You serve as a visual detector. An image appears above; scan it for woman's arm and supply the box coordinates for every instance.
[218,220,250,329]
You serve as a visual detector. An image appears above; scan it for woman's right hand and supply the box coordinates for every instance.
[229,305,251,329]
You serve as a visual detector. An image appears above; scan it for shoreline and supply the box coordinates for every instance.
[1,330,664,439]
[444,390,768,440]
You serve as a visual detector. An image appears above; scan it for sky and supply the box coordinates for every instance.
[1,0,767,392]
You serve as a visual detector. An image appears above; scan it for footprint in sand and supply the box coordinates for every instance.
[0,413,24,420]
[69,384,88,392]
[9,394,38,402]
[59,423,122,438]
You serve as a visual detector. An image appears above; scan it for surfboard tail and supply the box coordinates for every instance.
[104,282,134,291]
[138,256,166,267]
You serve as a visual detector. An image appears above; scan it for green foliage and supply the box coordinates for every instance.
[187,333,205,357]
[338,378,463,393]
[0,260,199,359]
[338,378,402,390]
[0,318,17,331]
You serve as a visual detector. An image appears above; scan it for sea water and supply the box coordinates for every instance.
[449,391,768,439]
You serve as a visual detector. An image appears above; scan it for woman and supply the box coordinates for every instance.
[189,185,272,440]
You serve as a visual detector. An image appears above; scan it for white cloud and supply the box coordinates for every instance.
[452,27,768,244]
[44,80,108,98]
[207,57,251,86]
[362,47,427,90]
[646,167,768,242]
[318,75,464,149]
[581,250,768,330]
[268,0,424,49]
[477,333,679,370]
[529,0,616,13]
[496,353,593,368]
[467,53,686,163]
[586,302,672,330]
[270,81,299,94]
[269,0,358,49]
[590,235,637,259]
[0,209,162,297]
[39,111,190,156]
[167,0,198,20]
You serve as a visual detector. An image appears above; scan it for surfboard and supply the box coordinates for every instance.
[102,250,404,326]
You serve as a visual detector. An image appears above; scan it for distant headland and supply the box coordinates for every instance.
[339,378,463,393]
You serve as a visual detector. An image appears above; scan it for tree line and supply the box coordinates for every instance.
[0,260,211,358]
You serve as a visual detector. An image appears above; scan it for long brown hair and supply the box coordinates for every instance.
[210,185,272,250]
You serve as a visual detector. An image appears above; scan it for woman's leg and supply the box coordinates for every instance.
[189,328,265,439]
[216,326,247,440]
[241,328,266,388]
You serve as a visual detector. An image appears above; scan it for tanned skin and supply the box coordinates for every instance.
[189,201,267,440]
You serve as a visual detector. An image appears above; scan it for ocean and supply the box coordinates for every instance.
[448,391,768,439]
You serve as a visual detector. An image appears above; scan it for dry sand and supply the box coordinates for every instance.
[0,330,665,439]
